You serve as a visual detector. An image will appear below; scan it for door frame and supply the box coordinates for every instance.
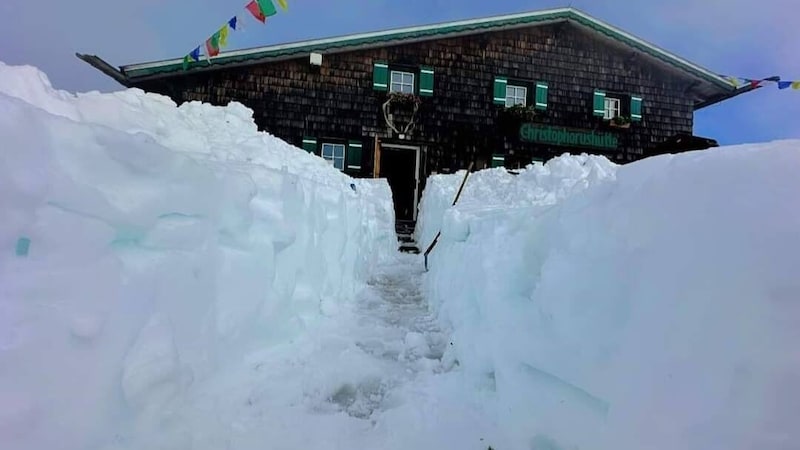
[380,142,421,221]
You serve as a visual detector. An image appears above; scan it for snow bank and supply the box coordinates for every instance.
[0,62,395,450]
[415,154,617,249]
[0,62,358,182]
[421,144,800,449]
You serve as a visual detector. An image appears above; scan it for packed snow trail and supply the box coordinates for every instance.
[356,252,446,370]
[108,252,507,450]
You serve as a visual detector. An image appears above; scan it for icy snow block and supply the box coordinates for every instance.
[15,237,30,256]
[520,363,610,417]
[441,210,469,242]
[121,314,182,409]
[70,315,105,340]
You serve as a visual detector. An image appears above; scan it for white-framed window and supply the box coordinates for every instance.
[321,143,346,170]
[505,85,527,107]
[604,97,621,120]
[390,70,415,94]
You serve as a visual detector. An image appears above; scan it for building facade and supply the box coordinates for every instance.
[80,8,751,221]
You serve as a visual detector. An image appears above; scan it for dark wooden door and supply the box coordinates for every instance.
[380,146,418,221]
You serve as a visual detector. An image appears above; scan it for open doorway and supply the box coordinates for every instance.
[379,143,420,222]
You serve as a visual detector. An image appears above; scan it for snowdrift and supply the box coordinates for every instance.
[0,62,395,450]
[420,146,800,450]
[415,155,616,250]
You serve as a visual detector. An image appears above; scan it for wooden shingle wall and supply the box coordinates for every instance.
[138,22,696,174]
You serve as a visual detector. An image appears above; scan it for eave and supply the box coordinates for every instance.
[78,7,749,108]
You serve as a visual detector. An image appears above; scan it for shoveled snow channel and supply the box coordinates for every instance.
[109,252,459,449]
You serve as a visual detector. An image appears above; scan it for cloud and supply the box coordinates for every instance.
[0,0,169,91]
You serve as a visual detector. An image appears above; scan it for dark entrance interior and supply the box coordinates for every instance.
[380,146,418,222]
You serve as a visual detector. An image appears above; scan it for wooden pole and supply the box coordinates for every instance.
[373,135,381,178]
[450,161,474,207]
[423,161,474,270]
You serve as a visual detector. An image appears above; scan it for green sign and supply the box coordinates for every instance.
[519,123,618,150]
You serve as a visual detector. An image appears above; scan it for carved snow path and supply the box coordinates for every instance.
[112,252,504,450]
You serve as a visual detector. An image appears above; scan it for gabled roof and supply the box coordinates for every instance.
[79,7,754,107]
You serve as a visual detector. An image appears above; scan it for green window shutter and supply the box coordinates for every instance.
[346,141,363,171]
[493,76,507,105]
[593,90,606,116]
[491,153,505,168]
[535,82,548,110]
[419,66,434,96]
[302,136,317,153]
[373,62,388,91]
[630,95,643,122]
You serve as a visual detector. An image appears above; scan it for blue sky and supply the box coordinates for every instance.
[1,0,796,145]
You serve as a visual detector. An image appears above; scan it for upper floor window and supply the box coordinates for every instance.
[506,85,528,107]
[321,143,345,170]
[604,97,621,120]
[390,70,415,94]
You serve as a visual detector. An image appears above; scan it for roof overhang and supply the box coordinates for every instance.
[78,7,753,109]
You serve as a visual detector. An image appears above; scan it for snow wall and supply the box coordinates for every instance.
[0,62,396,450]
[418,147,800,450]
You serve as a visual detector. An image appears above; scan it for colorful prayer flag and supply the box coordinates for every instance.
[257,0,278,17]
[246,0,266,22]
[183,46,201,70]
[277,0,288,10]
[228,16,238,30]
[246,0,265,22]
[722,74,799,91]
[206,32,220,58]
[219,24,229,48]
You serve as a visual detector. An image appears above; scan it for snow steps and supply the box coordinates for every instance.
[396,220,420,254]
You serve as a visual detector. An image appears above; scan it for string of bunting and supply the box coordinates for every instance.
[722,75,800,91]
[178,5,797,90]
[182,0,288,70]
